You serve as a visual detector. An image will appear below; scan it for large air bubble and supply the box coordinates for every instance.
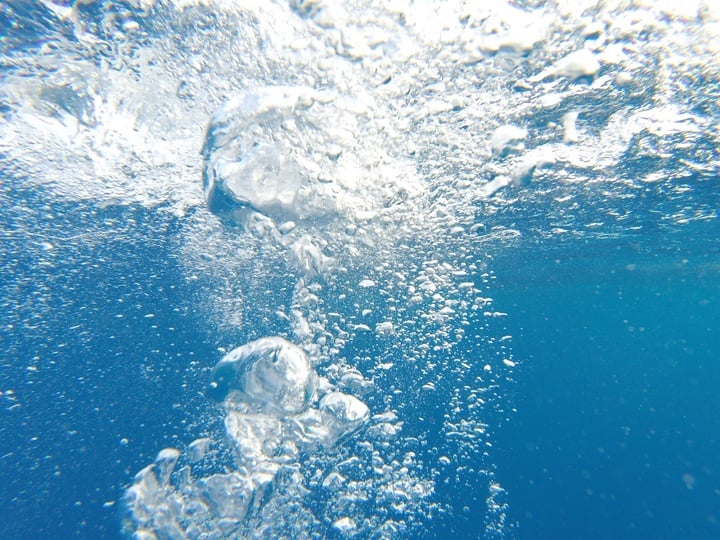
[202,86,333,223]
[207,336,317,416]
[201,84,425,236]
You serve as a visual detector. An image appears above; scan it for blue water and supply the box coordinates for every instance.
[3,192,717,539]
[0,190,209,538]
[2,1,720,538]
[492,224,720,539]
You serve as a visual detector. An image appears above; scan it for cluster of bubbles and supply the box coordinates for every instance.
[125,337,426,538]
[121,72,515,536]
[107,0,720,535]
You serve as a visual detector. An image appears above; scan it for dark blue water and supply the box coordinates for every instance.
[2,181,719,539]
[492,221,720,539]
[0,184,216,539]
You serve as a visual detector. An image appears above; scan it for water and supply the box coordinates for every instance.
[1,1,719,538]
[492,224,720,539]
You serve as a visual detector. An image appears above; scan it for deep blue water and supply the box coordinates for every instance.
[3,184,717,539]
[0,187,216,539]
[492,221,720,539]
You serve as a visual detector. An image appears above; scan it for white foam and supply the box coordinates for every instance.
[530,49,601,82]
